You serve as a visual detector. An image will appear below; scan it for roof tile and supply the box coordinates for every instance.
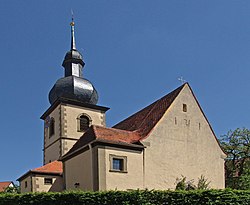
[113,83,185,137]
[0,181,12,192]
[32,160,62,174]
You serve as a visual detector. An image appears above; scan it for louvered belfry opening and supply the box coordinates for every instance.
[79,115,90,131]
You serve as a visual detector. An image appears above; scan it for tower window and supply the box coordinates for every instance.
[78,115,91,132]
[183,104,187,112]
[49,118,55,137]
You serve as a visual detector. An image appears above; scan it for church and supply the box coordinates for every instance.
[17,19,226,192]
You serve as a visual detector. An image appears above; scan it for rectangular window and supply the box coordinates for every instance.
[113,158,124,171]
[25,181,27,188]
[44,178,53,185]
[183,104,187,112]
[110,155,127,173]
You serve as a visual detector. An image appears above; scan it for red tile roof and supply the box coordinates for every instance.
[0,181,13,192]
[113,83,185,138]
[62,125,142,160]
[32,160,62,174]
[93,126,141,143]
[62,84,185,160]
[17,161,63,181]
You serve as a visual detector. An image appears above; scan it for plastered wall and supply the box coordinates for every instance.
[20,174,63,193]
[100,147,144,191]
[142,84,226,189]
[33,175,63,192]
[20,176,32,193]
[43,103,106,164]
[62,104,106,139]
[64,148,93,191]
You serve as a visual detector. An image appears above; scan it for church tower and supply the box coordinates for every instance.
[41,18,109,165]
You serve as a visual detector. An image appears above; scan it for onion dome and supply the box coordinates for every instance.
[48,17,98,105]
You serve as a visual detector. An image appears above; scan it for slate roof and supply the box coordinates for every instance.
[0,181,13,192]
[61,84,185,160]
[17,161,63,181]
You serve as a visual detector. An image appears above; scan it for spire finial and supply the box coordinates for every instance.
[70,9,76,50]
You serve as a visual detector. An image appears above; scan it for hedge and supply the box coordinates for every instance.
[1,189,250,205]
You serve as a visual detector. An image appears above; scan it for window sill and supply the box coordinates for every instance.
[109,169,128,173]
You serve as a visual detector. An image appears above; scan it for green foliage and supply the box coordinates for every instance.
[1,190,250,205]
[4,185,20,193]
[175,176,187,190]
[220,127,250,189]
[197,175,211,190]
[175,175,210,191]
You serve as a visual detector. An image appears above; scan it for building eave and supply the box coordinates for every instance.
[60,139,144,162]
[40,97,110,120]
[17,170,62,181]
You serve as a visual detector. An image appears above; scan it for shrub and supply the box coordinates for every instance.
[0,190,250,205]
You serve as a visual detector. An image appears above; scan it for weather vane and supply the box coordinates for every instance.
[70,9,75,26]
[178,76,186,84]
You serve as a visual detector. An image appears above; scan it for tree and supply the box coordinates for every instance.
[4,184,20,193]
[220,127,250,189]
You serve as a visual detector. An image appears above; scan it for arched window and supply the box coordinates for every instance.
[49,118,55,137]
[78,114,91,132]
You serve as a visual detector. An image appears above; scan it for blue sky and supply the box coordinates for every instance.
[0,1,250,182]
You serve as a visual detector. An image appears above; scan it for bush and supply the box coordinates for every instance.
[0,189,250,205]
[175,175,210,191]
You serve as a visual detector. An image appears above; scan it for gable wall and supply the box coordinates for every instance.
[142,85,225,189]
[33,174,63,192]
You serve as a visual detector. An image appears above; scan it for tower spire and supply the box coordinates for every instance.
[70,10,76,50]
[49,15,98,106]
[62,13,85,77]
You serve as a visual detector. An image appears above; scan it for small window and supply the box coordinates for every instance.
[110,155,127,173]
[44,178,53,185]
[183,104,187,112]
[25,181,27,188]
[78,115,91,132]
[49,118,55,137]
[113,158,124,171]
